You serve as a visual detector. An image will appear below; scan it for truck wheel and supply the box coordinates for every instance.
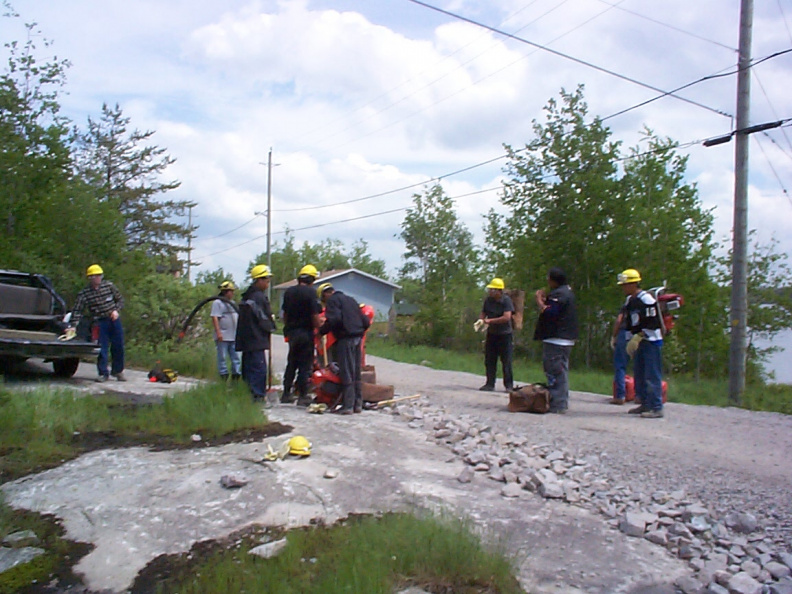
[53,358,80,378]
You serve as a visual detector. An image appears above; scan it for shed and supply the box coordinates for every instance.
[273,269,400,322]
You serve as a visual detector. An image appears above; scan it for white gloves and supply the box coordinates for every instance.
[58,327,77,341]
[473,319,488,333]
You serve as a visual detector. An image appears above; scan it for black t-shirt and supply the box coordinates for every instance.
[482,294,514,335]
[282,284,321,333]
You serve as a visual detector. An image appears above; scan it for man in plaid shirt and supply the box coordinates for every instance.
[71,264,126,382]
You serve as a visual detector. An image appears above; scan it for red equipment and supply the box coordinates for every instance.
[613,374,668,403]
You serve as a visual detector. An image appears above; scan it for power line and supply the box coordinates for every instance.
[405,0,732,118]
[753,135,792,207]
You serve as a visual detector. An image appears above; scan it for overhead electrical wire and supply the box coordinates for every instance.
[752,136,792,207]
[405,0,731,118]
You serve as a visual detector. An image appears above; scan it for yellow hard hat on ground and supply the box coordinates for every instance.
[298,264,318,278]
[288,435,311,456]
[316,282,333,298]
[486,277,505,290]
[250,264,272,279]
[617,269,641,285]
[86,264,103,277]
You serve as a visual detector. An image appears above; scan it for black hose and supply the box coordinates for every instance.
[176,295,238,343]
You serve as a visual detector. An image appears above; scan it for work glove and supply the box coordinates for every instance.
[58,327,77,341]
[609,336,617,351]
[307,403,328,414]
[625,334,643,357]
[473,319,488,333]
[263,439,291,461]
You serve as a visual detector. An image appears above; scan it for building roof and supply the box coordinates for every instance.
[272,268,401,291]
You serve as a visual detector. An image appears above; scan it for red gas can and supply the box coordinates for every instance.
[614,375,667,403]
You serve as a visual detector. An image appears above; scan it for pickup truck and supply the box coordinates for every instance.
[0,269,99,378]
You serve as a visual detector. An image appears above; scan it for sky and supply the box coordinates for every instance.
[2,0,791,288]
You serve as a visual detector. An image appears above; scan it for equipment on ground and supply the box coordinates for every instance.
[288,435,312,456]
[507,384,550,414]
[86,264,103,277]
[613,375,668,403]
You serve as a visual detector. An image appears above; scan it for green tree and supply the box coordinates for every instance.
[73,102,193,261]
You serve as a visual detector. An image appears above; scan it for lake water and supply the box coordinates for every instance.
[760,328,792,385]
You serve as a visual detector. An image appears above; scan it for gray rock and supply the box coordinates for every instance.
[675,575,703,594]
[705,583,729,594]
[646,529,669,546]
[726,512,758,534]
[740,560,761,579]
[778,552,792,570]
[323,468,339,479]
[539,482,564,499]
[220,474,248,489]
[2,530,39,548]
[457,466,474,484]
[767,581,792,594]
[249,538,288,559]
[726,571,762,594]
[501,483,523,498]
[689,516,712,533]
[0,546,46,573]
[620,512,647,538]
[766,561,792,579]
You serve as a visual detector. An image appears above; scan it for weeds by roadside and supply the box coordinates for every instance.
[133,512,521,594]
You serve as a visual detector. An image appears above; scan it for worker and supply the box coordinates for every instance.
[534,267,578,414]
[478,277,514,392]
[70,264,126,382]
[211,281,241,381]
[618,269,664,418]
[281,264,322,406]
[609,307,630,404]
[235,264,276,401]
[318,283,370,414]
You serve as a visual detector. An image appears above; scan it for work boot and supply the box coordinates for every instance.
[280,391,295,404]
[640,409,664,419]
[113,372,127,382]
[608,398,625,405]
[628,405,646,414]
[296,396,313,407]
[95,375,109,383]
[478,384,495,392]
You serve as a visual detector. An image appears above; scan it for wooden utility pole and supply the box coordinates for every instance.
[728,0,753,404]
[186,205,193,282]
[266,147,273,301]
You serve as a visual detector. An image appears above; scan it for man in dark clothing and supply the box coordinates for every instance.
[478,277,514,392]
[318,284,370,414]
[235,264,276,401]
[281,264,322,406]
[534,267,578,413]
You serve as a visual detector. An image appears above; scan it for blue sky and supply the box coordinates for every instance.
[2,0,791,287]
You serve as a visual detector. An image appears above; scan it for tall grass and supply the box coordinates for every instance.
[0,382,268,481]
[366,336,792,414]
[142,512,521,594]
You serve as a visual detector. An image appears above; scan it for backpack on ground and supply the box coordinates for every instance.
[508,384,551,414]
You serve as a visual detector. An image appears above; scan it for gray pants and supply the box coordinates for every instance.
[336,336,363,411]
[543,342,572,412]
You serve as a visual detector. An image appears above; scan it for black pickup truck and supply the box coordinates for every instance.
[0,270,99,378]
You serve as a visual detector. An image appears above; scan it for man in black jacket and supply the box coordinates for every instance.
[235,264,276,401]
[534,267,578,413]
[318,283,370,414]
[281,264,322,406]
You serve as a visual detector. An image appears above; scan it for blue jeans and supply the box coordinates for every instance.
[215,340,241,376]
[634,340,663,411]
[613,328,629,400]
[543,342,572,411]
[241,350,268,399]
[96,317,124,377]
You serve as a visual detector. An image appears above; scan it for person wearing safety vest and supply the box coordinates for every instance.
[235,265,276,401]
[478,277,514,392]
[281,264,322,406]
[70,264,126,383]
[618,269,664,418]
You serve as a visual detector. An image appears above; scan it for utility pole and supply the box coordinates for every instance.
[266,147,273,301]
[728,0,753,404]
[186,204,194,282]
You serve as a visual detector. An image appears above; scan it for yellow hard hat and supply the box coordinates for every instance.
[218,281,235,291]
[486,277,505,290]
[316,282,333,298]
[250,264,272,279]
[86,264,104,277]
[617,269,641,285]
[298,264,318,278]
[288,435,311,456]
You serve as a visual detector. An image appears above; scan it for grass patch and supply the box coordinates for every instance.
[366,337,792,414]
[0,381,283,482]
[125,340,219,379]
[132,512,522,594]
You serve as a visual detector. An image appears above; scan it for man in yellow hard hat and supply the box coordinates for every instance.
[618,268,664,418]
[235,264,276,401]
[70,264,126,382]
[280,265,322,406]
[478,277,514,392]
[211,281,240,380]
